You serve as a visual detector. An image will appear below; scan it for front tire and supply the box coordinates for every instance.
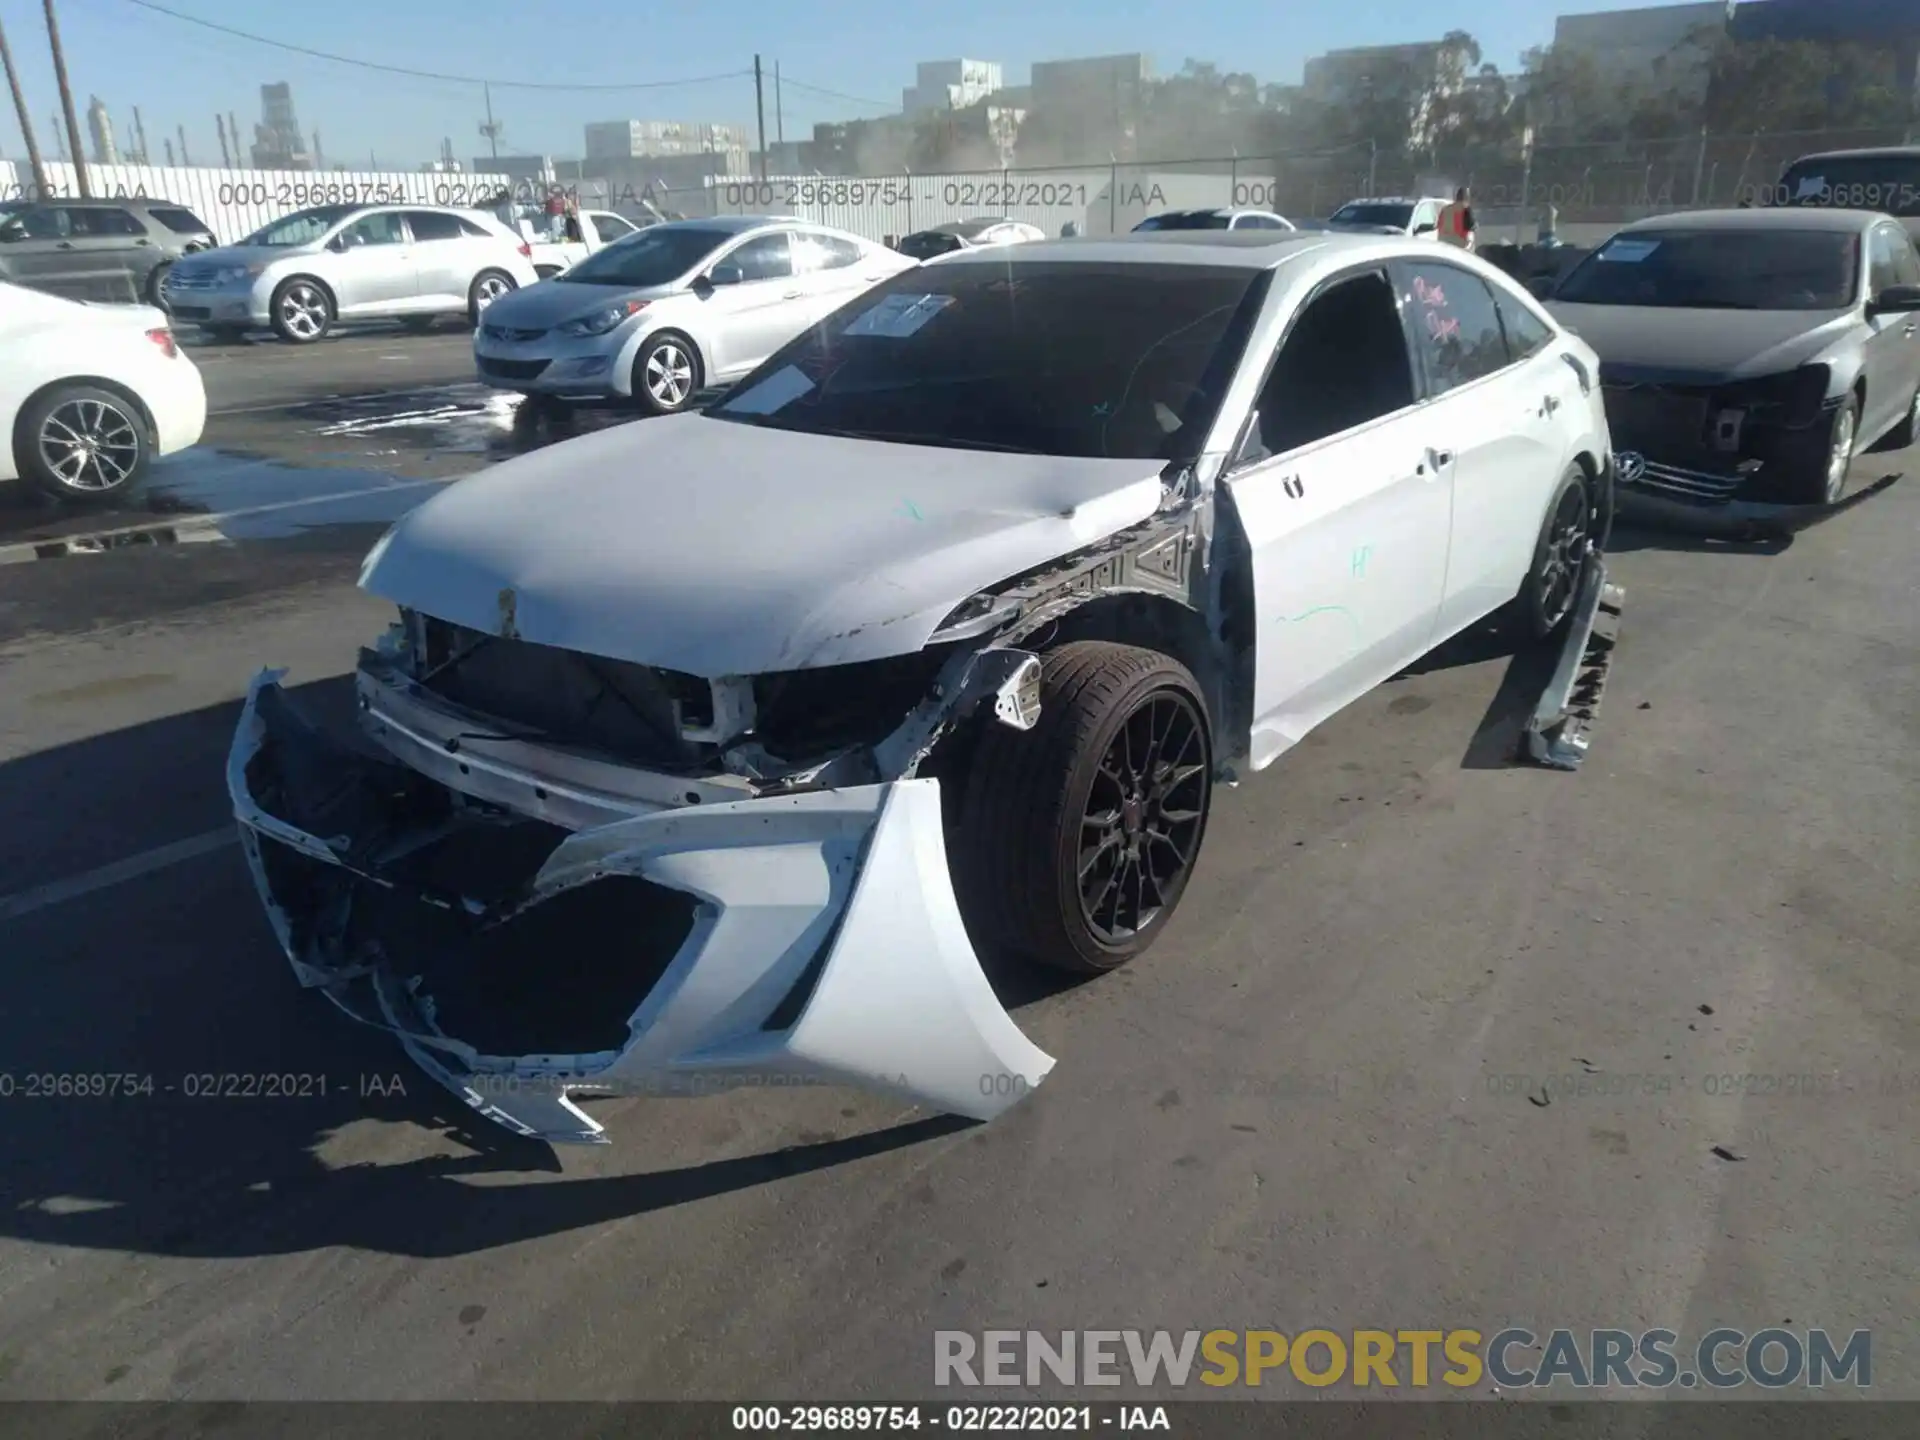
[954,641,1214,976]
[15,384,151,501]
[467,269,515,326]
[145,262,172,309]
[1520,463,1594,640]
[630,331,702,415]
[269,278,333,343]
[1789,394,1858,505]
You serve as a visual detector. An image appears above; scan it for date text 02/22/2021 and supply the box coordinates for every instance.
[0,1072,407,1100]
[730,1406,1167,1432]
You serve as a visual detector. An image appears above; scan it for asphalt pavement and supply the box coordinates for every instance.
[0,335,1915,1406]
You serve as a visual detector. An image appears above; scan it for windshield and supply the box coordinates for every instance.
[1331,202,1414,229]
[242,206,355,246]
[1554,228,1860,312]
[1134,212,1230,231]
[899,231,964,261]
[1776,156,1920,218]
[559,225,732,286]
[707,261,1266,461]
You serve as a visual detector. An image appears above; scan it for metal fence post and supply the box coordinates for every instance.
[1689,126,1708,206]
[1109,159,1118,232]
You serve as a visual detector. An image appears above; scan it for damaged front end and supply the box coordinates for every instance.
[227,628,1055,1144]
[1602,365,1847,528]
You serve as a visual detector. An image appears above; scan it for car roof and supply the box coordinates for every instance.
[1617,207,1882,234]
[4,196,184,209]
[669,213,792,234]
[1338,196,1428,206]
[1785,146,1920,164]
[929,229,1420,271]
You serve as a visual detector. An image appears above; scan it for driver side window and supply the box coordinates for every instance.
[1238,270,1416,465]
[338,212,406,246]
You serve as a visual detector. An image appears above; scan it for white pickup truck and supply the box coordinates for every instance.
[522,210,649,278]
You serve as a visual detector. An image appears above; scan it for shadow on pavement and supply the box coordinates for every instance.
[0,677,987,1259]
[1390,608,1562,771]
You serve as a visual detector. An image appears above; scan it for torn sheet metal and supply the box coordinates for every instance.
[1524,556,1625,772]
[228,671,1054,1144]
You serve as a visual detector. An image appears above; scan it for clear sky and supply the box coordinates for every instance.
[1,0,1681,170]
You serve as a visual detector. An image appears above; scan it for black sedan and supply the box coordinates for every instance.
[1543,207,1920,512]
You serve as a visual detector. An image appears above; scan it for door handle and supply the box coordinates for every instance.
[782,290,803,299]
[1427,448,1455,470]
[1904,323,1917,338]
[1543,394,1560,413]
[56,241,74,249]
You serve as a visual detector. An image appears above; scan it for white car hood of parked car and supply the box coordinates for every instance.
[359,410,1171,677]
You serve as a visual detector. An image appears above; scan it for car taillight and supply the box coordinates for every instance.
[516,241,532,258]
[146,327,178,358]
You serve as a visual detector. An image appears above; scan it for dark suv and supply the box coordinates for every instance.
[0,197,218,306]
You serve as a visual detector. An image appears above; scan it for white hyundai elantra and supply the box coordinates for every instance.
[472,215,915,413]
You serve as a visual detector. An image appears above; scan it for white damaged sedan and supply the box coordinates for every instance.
[230,231,1615,1144]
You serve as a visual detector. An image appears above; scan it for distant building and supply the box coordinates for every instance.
[472,155,562,188]
[1302,38,1477,150]
[1730,0,1920,104]
[86,96,117,165]
[1027,53,1154,159]
[584,119,750,176]
[903,59,1003,115]
[251,83,313,170]
[1551,2,1733,109]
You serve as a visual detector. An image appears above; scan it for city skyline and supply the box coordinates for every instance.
[1,0,1597,169]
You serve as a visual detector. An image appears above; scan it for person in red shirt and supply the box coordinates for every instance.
[1440,186,1478,250]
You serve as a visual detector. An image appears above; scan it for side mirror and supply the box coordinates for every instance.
[1868,283,1920,316]
[0,221,24,242]
[326,234,348,252]
[1413,222,1437,236]
[707,263,745,287]
[1526,274,1560,300]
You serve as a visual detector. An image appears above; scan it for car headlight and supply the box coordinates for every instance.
[558,300,647,337]
[214,264,263,284]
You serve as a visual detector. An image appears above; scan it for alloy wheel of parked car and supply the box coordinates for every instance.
[1521,464,1593,640]
[633,333,701,415]
[1822,396,1858,504]
[467,270,515,326]
[145,262,172,309]
[954,641,1215,976]
[271,279,333,344]
[19,385,150,500]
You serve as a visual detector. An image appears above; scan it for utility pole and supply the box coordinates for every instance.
[753,55,767,180]
[51,111,63,161]
[133,105,150,164]
[229,110,242,167]
[176,122,189,166]
[775,60,783,145]
[0,17,50,196]
[162,136,173,166]
[41,0,89,195]
[215,113,231,167]
[312,128,323,169]
[480,82,500,160]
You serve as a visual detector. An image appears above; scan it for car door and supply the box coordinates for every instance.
[398,210,469,307]
[70,206,155,301]
[591,213,637,245]
[1411,200,1442,240]
[325,210,414,314]
[2,205,114,299]
[1863,221,1920,441]
[1883,225,1920,415]
[1222,265,1453,767]
[702,230,800,376]
[1390,256,1555,638]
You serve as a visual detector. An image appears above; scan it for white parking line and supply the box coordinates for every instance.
[0,829,237,923]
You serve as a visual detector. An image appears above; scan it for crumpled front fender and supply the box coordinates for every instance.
[227,670,1055,1144]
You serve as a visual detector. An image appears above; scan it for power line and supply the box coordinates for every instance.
[118,0,752,92]
[776,76,894,110]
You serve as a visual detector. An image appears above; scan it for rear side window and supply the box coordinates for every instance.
[147,206,210,234]
[73,208,145,236]
[404,210,467,242]
[1400,261,1511,394]
[1493,288,1554,361]
[458,217,493,238]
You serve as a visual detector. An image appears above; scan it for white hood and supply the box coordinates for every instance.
[359,411,1170,677]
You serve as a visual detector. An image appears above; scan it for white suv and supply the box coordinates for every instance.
[1328,197,1446,239]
